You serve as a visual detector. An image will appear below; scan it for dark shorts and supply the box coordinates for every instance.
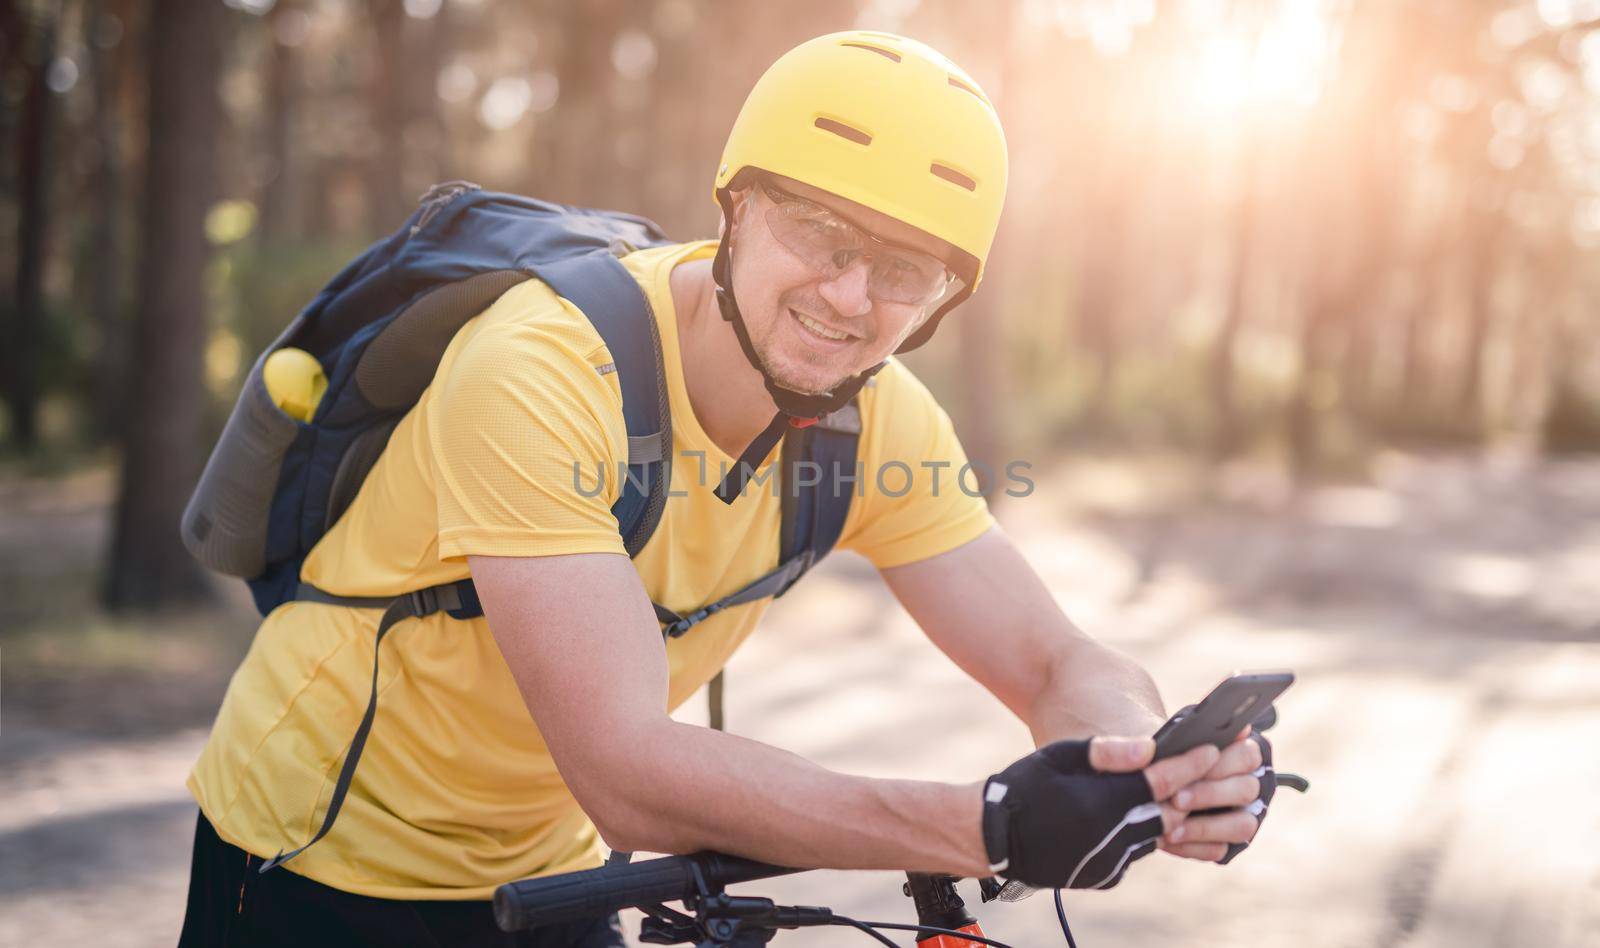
[177,811,626,948]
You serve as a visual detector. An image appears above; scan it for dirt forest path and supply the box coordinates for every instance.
[3,453,1597,947]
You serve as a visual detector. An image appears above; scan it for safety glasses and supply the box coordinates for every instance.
[758,179,957,307]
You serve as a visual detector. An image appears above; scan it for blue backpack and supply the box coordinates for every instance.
[181,182,862,869]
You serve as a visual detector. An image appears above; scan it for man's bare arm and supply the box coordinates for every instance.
[881,525,1167,744]
[468,551,991,876]
[882,525,1266,861]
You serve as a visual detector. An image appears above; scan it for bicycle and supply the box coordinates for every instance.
[494,768,1312,948]
[495,851,1022,947]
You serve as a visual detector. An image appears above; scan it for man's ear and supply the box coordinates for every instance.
[723,185,754,238]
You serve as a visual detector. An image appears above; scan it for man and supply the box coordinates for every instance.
[179,32,1269,947]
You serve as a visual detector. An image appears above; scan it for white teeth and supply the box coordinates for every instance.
[794,311,849,341]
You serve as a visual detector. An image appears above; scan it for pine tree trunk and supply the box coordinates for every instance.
[548,0,624,206]
[104,0,223,611]
[367,0,407,234]
[88,0,127,441]
[1457,206,1497,427]
[1211,137,1261,462]
[258,0,299,242]
[7,12,56,449]
[952,0,1024,494]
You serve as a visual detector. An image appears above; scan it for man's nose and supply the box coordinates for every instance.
[816,259,873,319]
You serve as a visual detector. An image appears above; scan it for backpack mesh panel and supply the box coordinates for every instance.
[324,416,402,531]
[356,270,529,409]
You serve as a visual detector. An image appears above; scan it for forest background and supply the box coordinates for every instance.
[4,1,1600,946]
[6,0,1600,604]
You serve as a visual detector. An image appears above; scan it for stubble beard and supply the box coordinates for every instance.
[752,335,850,397]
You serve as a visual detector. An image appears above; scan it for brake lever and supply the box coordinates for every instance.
[1274,772,1310,793]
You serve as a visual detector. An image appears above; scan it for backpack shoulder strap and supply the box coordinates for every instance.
[533,249,671,556]
[779,401,861,574]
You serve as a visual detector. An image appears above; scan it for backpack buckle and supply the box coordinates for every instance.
[663,601,726,638]
[406,587,439,617]
[813,402,862,435]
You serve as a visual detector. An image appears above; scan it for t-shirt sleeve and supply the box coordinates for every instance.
[836,361,996,569]
[430,297,629,562]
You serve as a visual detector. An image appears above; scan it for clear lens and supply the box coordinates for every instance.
[762,186,952,306]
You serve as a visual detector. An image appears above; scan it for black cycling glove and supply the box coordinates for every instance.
[1164,702,1280,865]
[981,740,1164,890]
[1218,728,1276,864]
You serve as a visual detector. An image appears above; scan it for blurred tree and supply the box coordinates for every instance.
[85,0,130,440]
[258,0,301,242]
[1456,198,1501,424]
[1072,163,1129,436]
[1286,0,1398,475]
[547,0,626,206]
[1397,221,1446,419]
[408,0,451,184]
[1209,101,1266,463]
[3,0,1596,485]
[105,0,224,610]
[367,0,407,231]
[952,0,1022,492]
[6,3,58,450]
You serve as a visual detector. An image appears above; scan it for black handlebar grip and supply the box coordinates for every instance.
[494,857,690,931]
[493,853,795,932]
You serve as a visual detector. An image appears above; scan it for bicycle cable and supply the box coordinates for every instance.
[1053,888,1079,948]
[832,917,1017,948]
[830,917,903,947]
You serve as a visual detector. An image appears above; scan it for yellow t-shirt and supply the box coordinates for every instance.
[188,240,994,900]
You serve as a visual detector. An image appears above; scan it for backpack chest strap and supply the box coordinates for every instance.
[654,556,808,638]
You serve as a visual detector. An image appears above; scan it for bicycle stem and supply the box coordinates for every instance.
[903,873,986,946]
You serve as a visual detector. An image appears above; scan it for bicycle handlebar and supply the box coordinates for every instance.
[493,852,799,932]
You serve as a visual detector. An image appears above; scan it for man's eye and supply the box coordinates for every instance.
[809,218,858,245]
[883,256,928,279]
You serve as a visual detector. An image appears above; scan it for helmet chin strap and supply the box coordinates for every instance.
[709,232,883,504]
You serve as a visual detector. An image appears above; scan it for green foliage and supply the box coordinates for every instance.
[219,236,370,364]
[14,0,1600,489]
[0,296,104,460]
[191,235,366,440]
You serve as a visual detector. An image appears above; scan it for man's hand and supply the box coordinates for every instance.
[983,736,1221,890]
[1159,727,1270,862]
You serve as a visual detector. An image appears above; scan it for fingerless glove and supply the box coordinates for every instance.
[982,740,1164,890]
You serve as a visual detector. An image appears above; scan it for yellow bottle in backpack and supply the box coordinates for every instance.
[262,348,327,422]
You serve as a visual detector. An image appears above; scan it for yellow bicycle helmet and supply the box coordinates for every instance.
[707,32,1008,502]
[715,31,1007,313]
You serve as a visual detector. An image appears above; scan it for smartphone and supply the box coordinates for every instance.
[1152,671,1294,760]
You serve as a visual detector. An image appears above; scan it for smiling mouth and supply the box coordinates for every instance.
[790,308,855,342]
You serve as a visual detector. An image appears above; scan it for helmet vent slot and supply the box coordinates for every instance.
[814,116,873,146]
[930,162,977,191]
[948,75,984,102]
[840,41,902,63]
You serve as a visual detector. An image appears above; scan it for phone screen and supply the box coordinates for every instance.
[1152,671,1293,760]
